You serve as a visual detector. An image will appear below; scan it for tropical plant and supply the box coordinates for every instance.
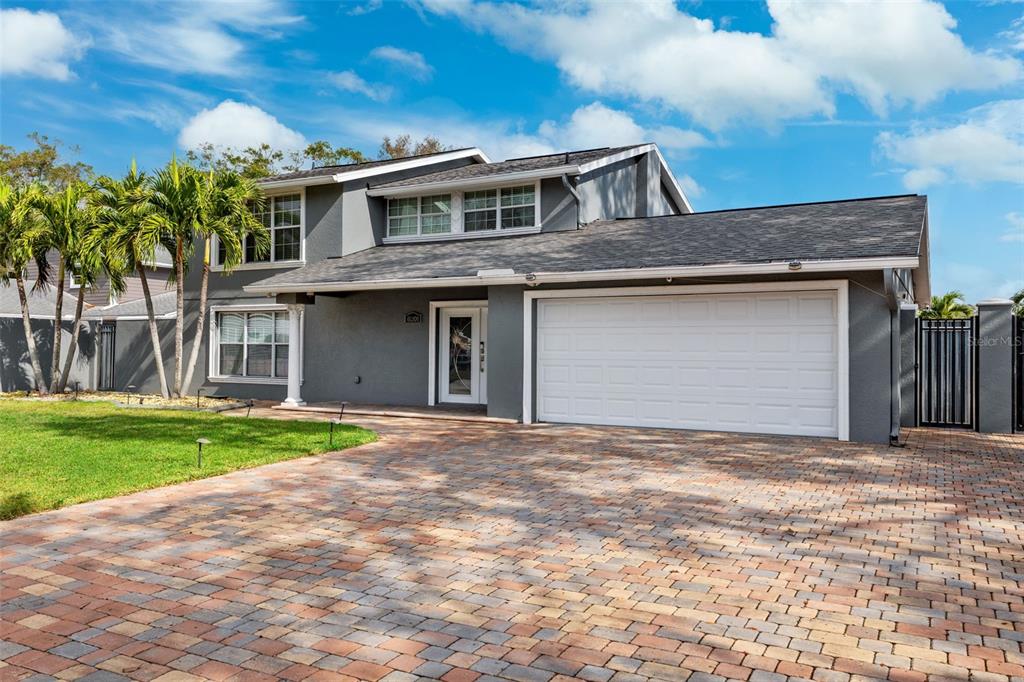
[378,134,449,159]
[146,157,202,397]
[1011,288,1023,317]
[918,290,976,319]
[91,163,172,398]
[31,182,98,392]
[0,179,49,393]
[179,169,267,394]
[185,140,365,179]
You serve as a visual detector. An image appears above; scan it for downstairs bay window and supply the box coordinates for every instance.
[210,308,297,383]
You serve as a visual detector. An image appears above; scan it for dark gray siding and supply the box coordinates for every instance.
[577,157,638,224]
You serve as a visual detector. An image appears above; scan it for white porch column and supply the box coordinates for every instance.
[281,304,305,407]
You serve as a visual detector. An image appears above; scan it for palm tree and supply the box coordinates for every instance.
[179,169,266,394]
[1011,288,1023,317]
[0,179,49,393]
[91,163,172,398]
[146,157,202,397]
[57,188,127,393]
[33,182,95,392]
[918,290,976,319]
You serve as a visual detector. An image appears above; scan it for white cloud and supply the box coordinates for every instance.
[1002,212,1024,242]
[96,0,302,77]
[418,0,1022,129]
[327,70,394,102]
[178,100,306,151]
[0,8,87,80]
[537,102,709,154]
[318,101,707,162]
[876,99,1024,189]
[678,174,704,199]
[348,0,383,16]
[369,46,434,81]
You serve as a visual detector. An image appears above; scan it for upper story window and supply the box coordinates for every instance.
[386,184,538,241]
[387,194,452,237]
[216,192,304,268]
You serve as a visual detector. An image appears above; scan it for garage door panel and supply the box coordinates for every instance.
[536,290,840,438]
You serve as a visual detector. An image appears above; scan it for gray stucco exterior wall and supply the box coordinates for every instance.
[305,184,345,263]
[0,319,95,392]
[486,285,524,419]
[846,271,892,443]
[976,300,1013,433]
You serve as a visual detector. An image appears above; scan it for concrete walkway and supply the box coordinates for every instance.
[1,420,1022,681]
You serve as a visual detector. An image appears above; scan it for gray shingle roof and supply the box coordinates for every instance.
[370,146,637,190]
[259,148,479,184]
[84,291,176,319]
[247,195,927,291]
[0,283,66,317]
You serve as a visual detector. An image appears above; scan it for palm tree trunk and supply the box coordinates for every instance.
[138,262,170,398]
[49,258,65,393]
[16,273,47,395]
[181,237,210,396]
[173,239,184,397]
[58,284,86,392]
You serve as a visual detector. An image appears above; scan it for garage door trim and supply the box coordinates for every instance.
[523,280,850,440]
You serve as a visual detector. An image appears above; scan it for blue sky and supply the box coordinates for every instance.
[1,0,1022,302]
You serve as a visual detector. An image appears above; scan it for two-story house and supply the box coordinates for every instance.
[107,143,929,444]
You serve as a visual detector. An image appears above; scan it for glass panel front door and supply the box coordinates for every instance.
[439,307,487,404]
[447,315,473,396]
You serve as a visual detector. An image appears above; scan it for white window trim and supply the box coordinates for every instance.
[211,188,306,272]
[521,280,850,441]
[207,303,304,385]
[384,180,541,244]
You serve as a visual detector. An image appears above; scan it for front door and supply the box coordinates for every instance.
[440,307,487,404]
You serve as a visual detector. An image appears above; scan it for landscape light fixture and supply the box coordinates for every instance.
[788,260,802,271]
[329,418,342,448]
[338,401,349,420]
[73,381,81,400]
[196,388,204,409]
[196,438,210,467]
[126,385,137,405]
[246,399,254,418]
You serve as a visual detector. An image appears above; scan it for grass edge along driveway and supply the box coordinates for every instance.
[0,400,376,520]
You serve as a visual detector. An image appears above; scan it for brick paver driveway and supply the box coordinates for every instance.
[2,419,1023,682]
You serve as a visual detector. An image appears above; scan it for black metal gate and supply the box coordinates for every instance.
[98,322,116,391]
[916,317,977,428]
[1015,316,1023,432]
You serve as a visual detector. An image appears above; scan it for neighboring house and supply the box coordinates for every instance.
[23,247,174,308]
[23,143,933,444]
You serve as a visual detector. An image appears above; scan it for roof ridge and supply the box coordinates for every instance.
[503,146,621,162]
[612,194,921,220]
[309,146,478,171]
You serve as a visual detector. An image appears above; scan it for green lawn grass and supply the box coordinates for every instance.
[0,400,376,520]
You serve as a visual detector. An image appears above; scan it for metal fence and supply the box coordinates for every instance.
[1015,316,1023,433]
[98,323,116,391]
[916,317,977,429]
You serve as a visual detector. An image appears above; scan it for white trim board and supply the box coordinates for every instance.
[245,256,918,295]
[427,300,488,407]
[521,280,851,441]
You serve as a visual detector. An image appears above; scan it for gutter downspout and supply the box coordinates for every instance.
[561,174,582,229]
[883,268,903,446]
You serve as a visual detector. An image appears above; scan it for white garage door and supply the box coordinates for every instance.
[536,290,840,437]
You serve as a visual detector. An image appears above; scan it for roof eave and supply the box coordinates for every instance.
[257,148,491,190]
[243,256,920,295]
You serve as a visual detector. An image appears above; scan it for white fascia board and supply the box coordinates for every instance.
[575,144,654,174]
[365,165,578,197]
[243,256,919,294]
[257,148,490,191]
[649,145,694,214]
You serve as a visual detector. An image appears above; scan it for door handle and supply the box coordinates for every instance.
[480,341,485,373]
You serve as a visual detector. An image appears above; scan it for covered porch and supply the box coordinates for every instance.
[270,400,517,424]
